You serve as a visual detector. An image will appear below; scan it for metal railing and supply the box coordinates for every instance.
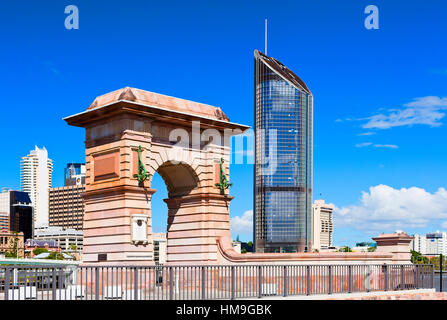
[0,264,434,300]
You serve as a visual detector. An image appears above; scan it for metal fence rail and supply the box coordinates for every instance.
[0,264,434,300]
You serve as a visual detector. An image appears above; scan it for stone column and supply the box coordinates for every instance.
[372,232,414,264]
[82,122,155,265]
[164,193,233,265]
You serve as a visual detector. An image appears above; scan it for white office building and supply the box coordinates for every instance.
[20,146,53,228]
[152,232,167,265]
[311,200,334,251]
[34,225,83,253]
[411,234,427,254]
[411,231,447,255]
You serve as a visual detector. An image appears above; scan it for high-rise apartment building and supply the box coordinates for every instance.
[49,184,85,230]
[311,200,334,251]
[20,146,53,227]
[64,163,86,186]
[411,234,427,254]
[253,50,313,253]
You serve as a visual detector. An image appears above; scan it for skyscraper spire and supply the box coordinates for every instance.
[265,19,268,55]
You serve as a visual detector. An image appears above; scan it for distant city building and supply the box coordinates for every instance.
[0,190,10,230]
[152,232,167,265]
[24,238,60,257]
[64,163,86,186]
[0,190,34,240]
[410,231,447,255]
[253,50,313,253]
[0,230,24,257]
[355,242,377,248]
[34,225,83,253]
[426,231,447,255]
[311,200,334,251]
[20,146,53,228]
[232,240,241,254]
[411,234,427,254]
[49,184,85,230]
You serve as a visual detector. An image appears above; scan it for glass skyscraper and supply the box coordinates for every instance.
[254,50,313,253]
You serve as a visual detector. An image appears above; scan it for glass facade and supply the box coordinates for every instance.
[254,50,313,253]
[64,163,86,186]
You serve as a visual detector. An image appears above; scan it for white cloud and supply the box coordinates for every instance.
[334,185,447,234]
[358,132,376,136]
[355,142,372,148]
[230,210,253,234]
[404,96,447,108]
[373,144,398,149]
[362,96,447,129]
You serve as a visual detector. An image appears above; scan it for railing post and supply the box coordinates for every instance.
[134,267,139,300]
[306,265,311,296]
[400,265,405,290]
[414,264,418,289]
[328,265,332,295]
[169,267,174,300]
[348,265,352,293]
[440,254,443,292]
[283,265,287,297]
[52,268,57,300]
[95,267,100,300]
[4,267,10,300]
[201,266,206,300]
[230,266,235,300]
[384,264,388,291]
[432,264,435,289]
[257,266,262,298]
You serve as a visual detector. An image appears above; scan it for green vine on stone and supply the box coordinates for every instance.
[215,158,232,193]
[133,145,151,184]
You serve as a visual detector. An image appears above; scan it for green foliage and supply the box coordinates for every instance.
[33,248,49,256]
[247,241,253,247]
[428,256,447,271]
[45,251,65,260]
[241,248,247,254]
[313,249,319,253]
[70,244,78,251]
[367,247,376,252]
[411,250,429,264]
[339,246,352,252]
[5,251,17,258]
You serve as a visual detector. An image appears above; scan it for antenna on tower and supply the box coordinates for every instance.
[265,19,268,55]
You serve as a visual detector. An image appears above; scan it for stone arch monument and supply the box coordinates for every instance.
[65,87,249,265]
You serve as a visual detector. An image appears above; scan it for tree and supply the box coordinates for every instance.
[70,244,78,251]
[7,232,21,258]
[33,248,49,256]
[46,251,65,260]
[247,241,253,247]
[241,248,247,254]
[411,250,428,264]
[367,247,376,252]
[339,246,352,252]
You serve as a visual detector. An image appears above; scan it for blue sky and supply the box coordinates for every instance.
[1,0,447,246]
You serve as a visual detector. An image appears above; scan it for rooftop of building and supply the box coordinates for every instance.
[254,50,312,95]
[25,239,58,247]
[34,225,83,237]
[86,87,230,122]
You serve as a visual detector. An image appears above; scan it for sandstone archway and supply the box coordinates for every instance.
[65,87,249,265]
